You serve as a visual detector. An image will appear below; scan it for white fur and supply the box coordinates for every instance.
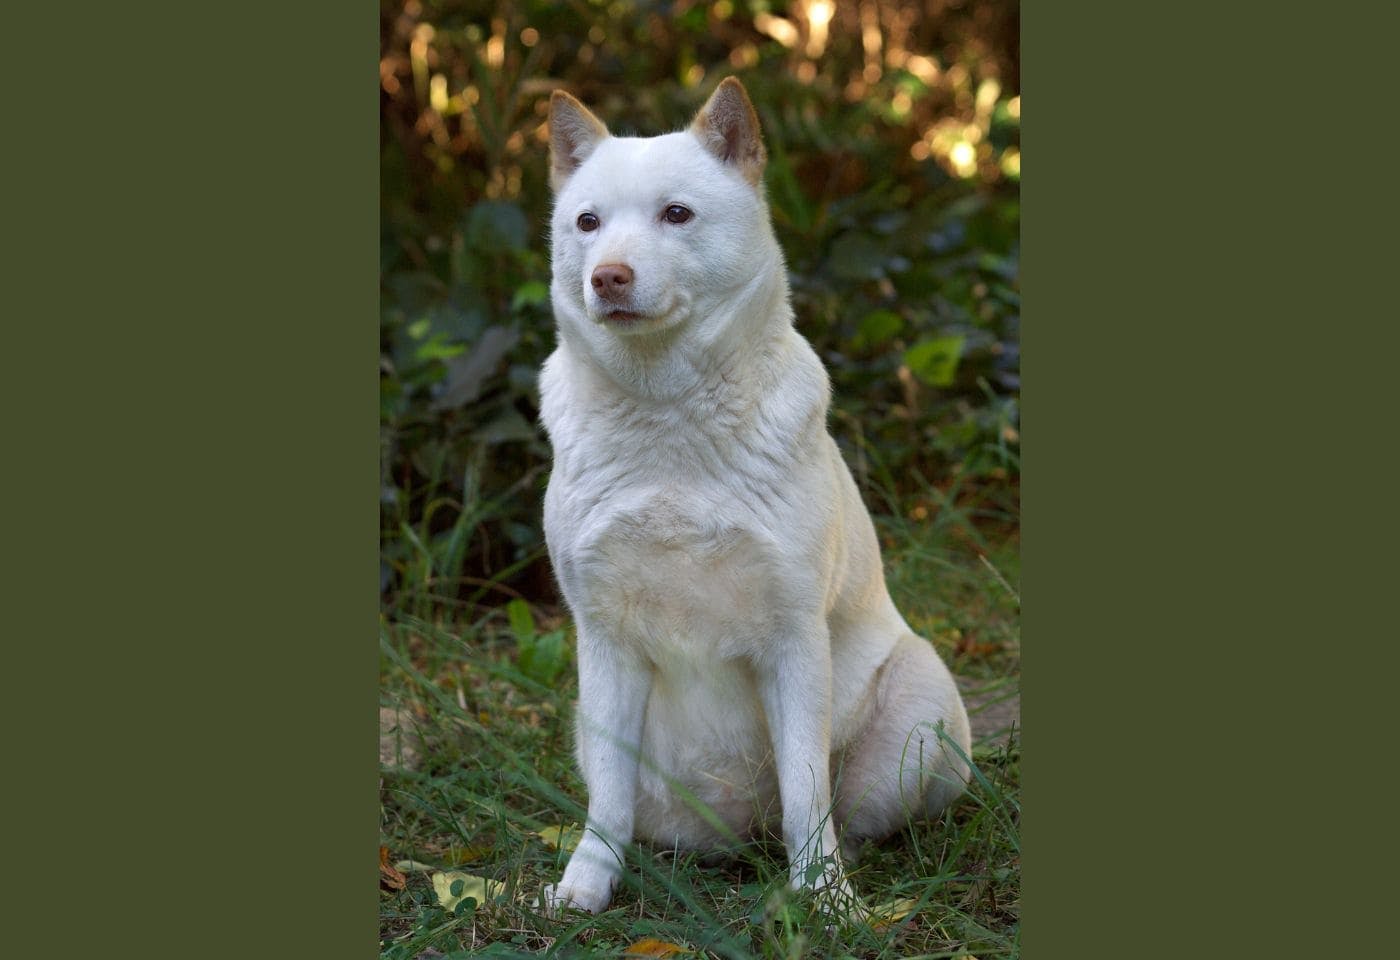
[537,82,971,916]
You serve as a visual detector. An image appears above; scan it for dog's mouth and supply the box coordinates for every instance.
[593,300,681,332]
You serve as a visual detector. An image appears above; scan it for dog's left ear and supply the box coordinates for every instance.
[690,77,767,186]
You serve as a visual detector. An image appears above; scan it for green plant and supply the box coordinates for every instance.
[506,597,568,686]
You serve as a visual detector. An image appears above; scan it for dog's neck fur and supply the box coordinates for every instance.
[556,253,794,407]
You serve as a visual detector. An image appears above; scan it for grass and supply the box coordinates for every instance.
[379,481,1019,959]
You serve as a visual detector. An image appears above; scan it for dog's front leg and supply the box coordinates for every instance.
[543,629,651,915]
[755,624,855,907]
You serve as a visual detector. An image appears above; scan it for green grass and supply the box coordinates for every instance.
[379,492,1019,959]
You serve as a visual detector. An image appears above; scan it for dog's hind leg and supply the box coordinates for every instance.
[832,633,972,845]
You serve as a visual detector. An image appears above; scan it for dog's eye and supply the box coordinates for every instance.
[577,212,599,232]
[662,204,693,225]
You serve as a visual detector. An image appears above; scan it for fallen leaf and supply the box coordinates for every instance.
[535,823,583,852]
[431,871,502,912]
[867,896,919,930]
[444,844,494,866]
[379,846,407,891]
[623,939,690,957]
[393,859,438,874]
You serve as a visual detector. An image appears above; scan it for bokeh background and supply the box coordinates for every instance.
[380,0,1020,632]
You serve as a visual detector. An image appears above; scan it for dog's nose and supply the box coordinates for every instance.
[590,263,634,301]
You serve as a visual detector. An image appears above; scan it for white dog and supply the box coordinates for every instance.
[537,77,971,915]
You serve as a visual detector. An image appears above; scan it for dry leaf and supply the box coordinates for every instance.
[431,871,502,912]
[867,896,919,930]
[535,823,583,852]
[623,939,690,958]
[444,844,494,866]
[393,859,437,874]
[379,846,407,891]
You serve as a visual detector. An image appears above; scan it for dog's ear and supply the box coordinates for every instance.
[549,91,610,191]
[690,77,766,186]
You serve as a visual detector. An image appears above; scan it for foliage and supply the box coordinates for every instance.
[380,8,1022,952]
[506,597,569,686]
[380,0,1021,618]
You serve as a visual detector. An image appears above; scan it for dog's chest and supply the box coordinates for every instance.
[547,438,788,659]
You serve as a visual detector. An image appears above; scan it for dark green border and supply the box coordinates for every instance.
[9,3,377,956]
[1030,3,1396,955]
[11,2,1394,956]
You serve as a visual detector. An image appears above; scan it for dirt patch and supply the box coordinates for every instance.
[956,676,1020,749]
[379,706,424,771]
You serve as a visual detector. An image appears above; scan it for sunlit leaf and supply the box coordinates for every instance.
[414,332,468,363]
[867,895,919,930]
[905,335,966,387]
[534,823,583,852]
[431,870,502,912]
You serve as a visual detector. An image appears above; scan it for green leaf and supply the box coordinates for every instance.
[675,4,708,31]
[506,598,535,643]
[854,310,903,349]
[511,281,549,312]
[414,333,466,363]
[905,335,966,387]
[529,629,567,684]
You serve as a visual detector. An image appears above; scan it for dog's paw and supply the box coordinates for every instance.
[815,877,870,924]
[535,879,614,916]
[791,857,868,923]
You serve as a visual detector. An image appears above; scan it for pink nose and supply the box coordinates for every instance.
[591,263,634,301]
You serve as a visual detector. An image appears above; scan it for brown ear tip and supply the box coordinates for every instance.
[550,89,585,110]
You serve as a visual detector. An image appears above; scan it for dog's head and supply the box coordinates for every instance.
[546,78,783,344]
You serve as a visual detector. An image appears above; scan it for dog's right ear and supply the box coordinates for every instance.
[549,91,610,191]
